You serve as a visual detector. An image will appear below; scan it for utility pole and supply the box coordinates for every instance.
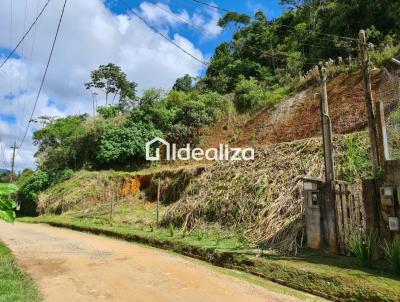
[10,141,18,183]
[319,64,335,183]
[358,30,380,169]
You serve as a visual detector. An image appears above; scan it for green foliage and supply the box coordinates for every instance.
[17,172,50,216]
[347,231,376,268]
[97,110,162,165]
[0,197,16,223]
[217,12,251,29]
[172,74,193,92]
[33,114,98,172]
[339,135,370,182]
[233,77,266,113]
[383,239,400,276]
[168,223,174,237]
[196,229,204,241]
[205,2,400,93]
[139,88,164,109]
[149,222,154,232]
[97,105,121,119]
[85,63,137,110]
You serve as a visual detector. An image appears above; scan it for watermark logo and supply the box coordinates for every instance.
[145,137,254,161]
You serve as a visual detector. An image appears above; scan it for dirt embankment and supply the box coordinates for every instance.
[236,70,386,146]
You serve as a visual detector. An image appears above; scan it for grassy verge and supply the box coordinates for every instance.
[19,215,400,302]
[0,241,41,302]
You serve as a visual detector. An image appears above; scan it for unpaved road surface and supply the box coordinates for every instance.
[0,222,307,302]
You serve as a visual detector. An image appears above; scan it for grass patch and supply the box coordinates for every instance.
[0,241,41,302]
[19,215,400,302]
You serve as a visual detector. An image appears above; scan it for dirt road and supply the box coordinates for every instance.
[0,222,310,302]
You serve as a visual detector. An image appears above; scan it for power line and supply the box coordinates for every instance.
[0,0,51,71]
[17,0,41,146]
[280,25,357,42]
[120,0,208,66]
[189,0,231,13]
[150,1,219,38]
[18,0,68,150]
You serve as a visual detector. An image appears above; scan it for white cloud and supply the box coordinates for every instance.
[192,4,222,38]
[0,0,207,171]
[139,2,190,27]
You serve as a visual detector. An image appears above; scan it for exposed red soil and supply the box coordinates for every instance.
[236,70,388,146]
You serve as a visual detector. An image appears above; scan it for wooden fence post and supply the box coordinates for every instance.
[358,30,381,169]
[319,64,335,183]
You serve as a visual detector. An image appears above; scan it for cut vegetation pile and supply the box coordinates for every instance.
[163,132,372,252]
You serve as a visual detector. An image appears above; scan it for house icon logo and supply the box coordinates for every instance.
[145,137,170,161]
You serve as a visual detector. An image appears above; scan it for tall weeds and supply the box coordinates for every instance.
[347,231,376,268]
[383,239,400,276]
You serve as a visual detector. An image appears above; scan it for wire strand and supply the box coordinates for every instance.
[0,0,51,70]
[189,0,231,13]
[149,2,220,38]
[120,0,208,66]
[18,0,68,150]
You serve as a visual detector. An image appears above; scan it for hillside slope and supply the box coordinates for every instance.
[164,132,371,252]
[236,70,387,146]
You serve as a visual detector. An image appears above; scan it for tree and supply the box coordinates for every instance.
[172,74,193,92]
[85,63,137,110]
[218,12,251,29]
[97,110,162,165]
[33,114,96,172]
[139,88,164,108]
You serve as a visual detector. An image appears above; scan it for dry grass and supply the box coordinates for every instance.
[162,132,372,252]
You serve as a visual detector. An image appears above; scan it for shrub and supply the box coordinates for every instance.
[234,77,265,113]
[97,105,121,119]
[383,239,400,276]
[17,172,50,216]
[54,169,74,184]
[347,231,376,268]
[97,110,162,165]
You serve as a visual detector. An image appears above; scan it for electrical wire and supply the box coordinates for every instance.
[18,0,41,145]
[18,0,68,150]
[280,24,357,41]
[148,1,219,38]
[119,0,208,65]
[189,0,231,13]
[0,0,51,71]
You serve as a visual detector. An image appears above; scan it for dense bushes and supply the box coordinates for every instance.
[17,172,50,216]
[16,169,75,216]
[33,87,227,172]
[97,110,162,166]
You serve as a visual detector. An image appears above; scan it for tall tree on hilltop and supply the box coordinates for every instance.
[85,63,137,110]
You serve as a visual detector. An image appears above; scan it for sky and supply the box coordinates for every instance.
[0,0,283,172]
